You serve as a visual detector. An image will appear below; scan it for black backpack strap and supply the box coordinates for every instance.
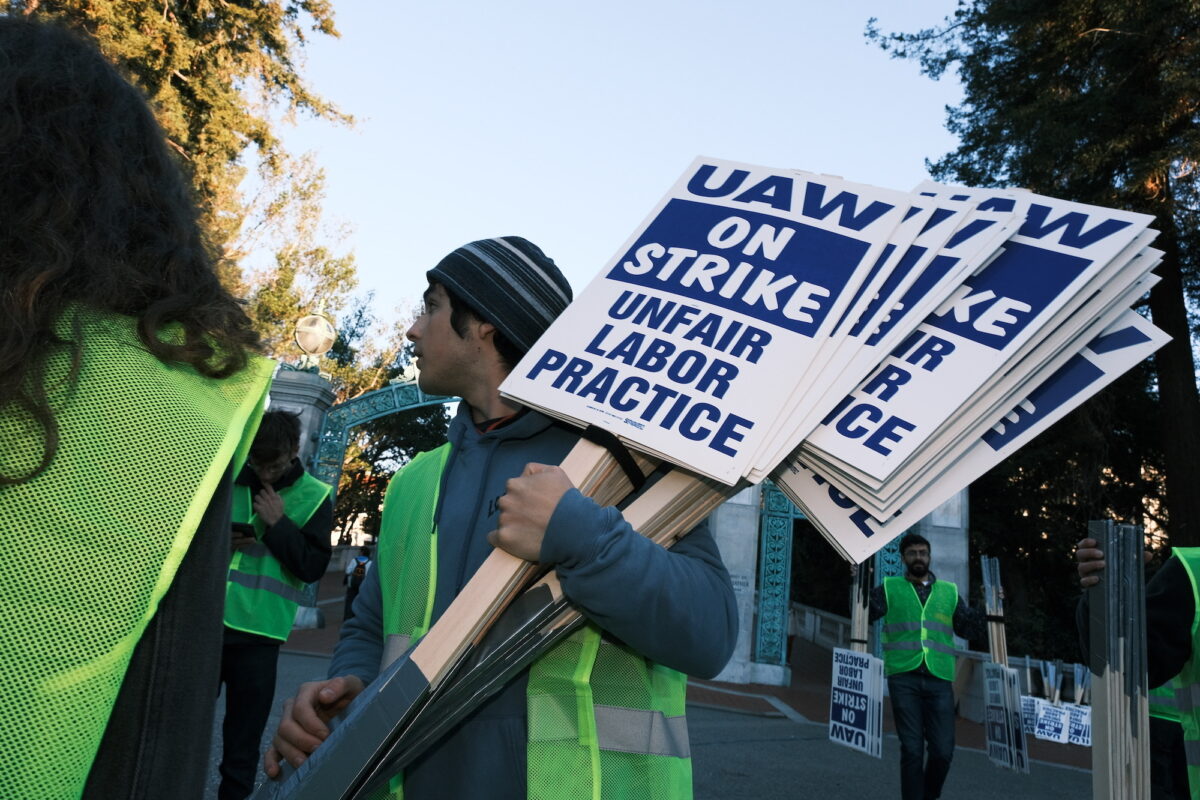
[547,419,649,492]
[579,424,648,492]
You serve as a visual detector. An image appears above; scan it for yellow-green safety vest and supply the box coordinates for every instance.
[373,443,692,800]
[224,472,332,641]
[1168,546,1200,797]
[881,576,959,681]
[0,309,274,800]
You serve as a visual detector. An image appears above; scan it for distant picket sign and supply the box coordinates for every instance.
[983,663,1030,773]
[1021,695,1038,736]
[1065,703,1092,747]
[984,664,1016,769]
[1034,699,1071,744]
[828,648,883,759]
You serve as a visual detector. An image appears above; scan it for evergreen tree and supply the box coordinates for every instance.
[869,1,1200,551]
[9,0,350,263]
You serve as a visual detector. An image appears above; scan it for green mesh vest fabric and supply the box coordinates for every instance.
[0,309,274,800]
[224,473,333,641]
[881,577,959,681]
[1169,547,1200,796]
[528,630,692,800]
[373,444,452,800]
[378,444,452,661]
[376,443,692,800]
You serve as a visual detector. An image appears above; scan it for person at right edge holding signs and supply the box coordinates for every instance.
[869,533,984,800]
[1075,539,1193,799]
[265,237,738,799]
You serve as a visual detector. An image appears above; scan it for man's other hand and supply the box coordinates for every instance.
[264,675,365,778]
[1075,537,1106,588]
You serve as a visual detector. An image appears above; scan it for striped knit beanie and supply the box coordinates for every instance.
[427,236,573,352]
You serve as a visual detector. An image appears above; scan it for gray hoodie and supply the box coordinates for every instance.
[332,405,738,799]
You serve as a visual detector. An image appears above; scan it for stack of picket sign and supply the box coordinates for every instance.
[980,555,1030,773]
[254,157,1170,799]
[503,157,1171,562]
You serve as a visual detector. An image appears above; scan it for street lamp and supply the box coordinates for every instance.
[294,313,336,372]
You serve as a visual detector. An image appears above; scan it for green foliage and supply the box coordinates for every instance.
[11,0,350,259]
[12,2,449,540]
[240,152,360,359]
[334,402,450,544]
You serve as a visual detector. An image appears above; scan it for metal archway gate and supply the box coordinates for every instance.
[310,380,454,495]
[754,482,903,666]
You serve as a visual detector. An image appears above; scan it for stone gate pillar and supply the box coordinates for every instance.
[266,366,336,465]
[709,484,763,684]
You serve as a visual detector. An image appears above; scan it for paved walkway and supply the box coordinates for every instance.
[207,570,1092,798]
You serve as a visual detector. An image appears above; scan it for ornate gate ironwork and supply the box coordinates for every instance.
[754,481,910,665]
[754,480,802,665]
[310,380,454,494]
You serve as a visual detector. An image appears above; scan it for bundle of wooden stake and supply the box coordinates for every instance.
[848,559,873,655]
[1087,520,1149,799]
[979,554,1029,773]
[253,440,731,800]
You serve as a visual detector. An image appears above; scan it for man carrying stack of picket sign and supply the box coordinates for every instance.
[259,156,1171,800]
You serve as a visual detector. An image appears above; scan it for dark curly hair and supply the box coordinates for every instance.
[249,410,302,463]
[0,18,260,484]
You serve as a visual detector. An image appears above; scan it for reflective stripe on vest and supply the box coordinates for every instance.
[594,706,690,758]
[1151,683,1183,723]
[1169,546,1200,788]
[881,577,959,681]
[0,309,273,800]
[227,569,309,604]
[224,472,332,641]
[377,444,692,800]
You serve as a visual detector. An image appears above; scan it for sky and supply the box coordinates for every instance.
[266,0,964,327]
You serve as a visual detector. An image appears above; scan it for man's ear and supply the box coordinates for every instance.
[474,319,498,343]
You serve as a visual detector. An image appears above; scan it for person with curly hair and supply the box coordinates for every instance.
[0,18,274,799]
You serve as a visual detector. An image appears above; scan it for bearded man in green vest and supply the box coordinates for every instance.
[219,410,333,800]
[869,533,984,800]
[266,236,739,799]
